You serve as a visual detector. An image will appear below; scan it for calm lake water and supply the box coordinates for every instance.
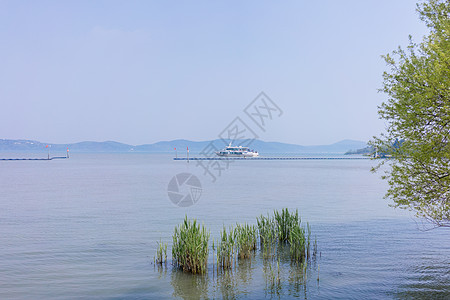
[0,153,449,299]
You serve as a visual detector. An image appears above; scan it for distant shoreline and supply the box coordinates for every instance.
[0,138,368,154]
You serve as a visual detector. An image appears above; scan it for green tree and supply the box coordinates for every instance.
[371,0,450,228]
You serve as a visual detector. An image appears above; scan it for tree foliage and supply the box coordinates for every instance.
[371,0,450,228]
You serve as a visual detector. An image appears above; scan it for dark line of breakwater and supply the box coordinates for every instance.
[174,157,371,160]
[0,157,68,161]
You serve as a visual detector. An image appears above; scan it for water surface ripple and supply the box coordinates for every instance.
[0,153,448,299]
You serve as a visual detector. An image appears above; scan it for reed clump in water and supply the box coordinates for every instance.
[274,208,300,243]
[217,226,235,270]
[289,223,306,263]
[163,209,317,276]
[257,214,277,257]
[215,223,257,271]
[258,208,313,263]
[155,239,168,265]
[172,216,210,274]
[234,223,257,259]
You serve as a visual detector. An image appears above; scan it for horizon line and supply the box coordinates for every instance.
[0,137,369,147]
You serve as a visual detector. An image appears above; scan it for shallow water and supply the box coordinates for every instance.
[0,153,449,299]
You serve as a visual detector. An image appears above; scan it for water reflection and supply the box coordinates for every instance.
[235,258,254,287]
[263,258,282,297]
[170,271,209,300]
[212,258,255,298]
[165,249,320,299]
[165,256,255,299]
[156,263,168,279]
[215,269,239,299]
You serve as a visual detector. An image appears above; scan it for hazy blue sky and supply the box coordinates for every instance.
[0,0,428,145]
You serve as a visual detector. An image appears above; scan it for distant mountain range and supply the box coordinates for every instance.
[0,139,368,154]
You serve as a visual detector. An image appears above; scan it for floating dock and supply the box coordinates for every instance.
[0,157,68,161]
[174,157,371,161]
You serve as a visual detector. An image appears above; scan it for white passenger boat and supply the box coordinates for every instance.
[216,143,259,157]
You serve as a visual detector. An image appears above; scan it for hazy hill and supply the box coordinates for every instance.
[0,139,368,154]
[137,139,368,153]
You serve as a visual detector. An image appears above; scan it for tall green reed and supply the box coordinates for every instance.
[172,216,210,274]
[289,223,306,263]
[217,226,235,270]
[274,208,300,243]
[166,208,316,276]
[258,208,312,263]
[234,223,257,259]
[155,239,168,265]
[257,214,277,257]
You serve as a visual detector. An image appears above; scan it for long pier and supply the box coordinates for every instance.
[0,156,68,161]
[174,157,370,161]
